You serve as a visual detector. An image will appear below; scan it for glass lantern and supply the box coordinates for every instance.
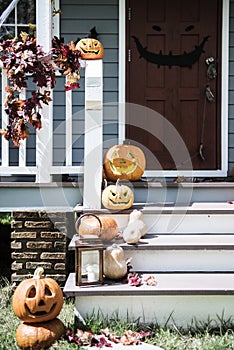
[75,214,104,286]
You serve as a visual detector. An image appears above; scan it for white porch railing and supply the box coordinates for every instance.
[0,0,103,209]
[0,69,85,182]
[1,59,103,209]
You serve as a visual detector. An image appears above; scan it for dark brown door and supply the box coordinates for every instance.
[126,0,222,171]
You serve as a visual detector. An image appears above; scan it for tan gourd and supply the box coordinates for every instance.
[104,244,128,280]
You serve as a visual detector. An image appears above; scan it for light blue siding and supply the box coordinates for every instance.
[58,0,119,165]
[2,1,234,176]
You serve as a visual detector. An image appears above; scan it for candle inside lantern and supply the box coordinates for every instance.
[86,264,98,282]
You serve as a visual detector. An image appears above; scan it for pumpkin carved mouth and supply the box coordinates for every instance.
[109,199,131,205]
[80,48,100,55]
[109,160,137,175]
[25,302,57,318]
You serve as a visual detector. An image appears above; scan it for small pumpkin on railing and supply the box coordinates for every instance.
[76,37,104,59]
[12,267,63,323]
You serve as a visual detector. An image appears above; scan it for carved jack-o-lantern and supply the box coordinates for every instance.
[12,267,63,323]
[75,38,104,59]
[103,144,146,181]
[102,179,134,210]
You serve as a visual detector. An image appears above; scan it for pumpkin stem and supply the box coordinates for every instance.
[116,178,120,195]
[103,178,107,189]
[33,267,44,279]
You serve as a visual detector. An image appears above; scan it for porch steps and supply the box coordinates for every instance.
[68,233,234,272]
[64,202,234,328]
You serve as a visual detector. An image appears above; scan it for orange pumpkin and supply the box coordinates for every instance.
[15,318,65,350]
[75,38,104,59]
[76,214,119,241]
[12,267,63,323]
[102,180,134,210]
[103,144,146,181]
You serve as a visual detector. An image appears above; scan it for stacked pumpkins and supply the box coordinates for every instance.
[102,144,146,210]
[12,267,65,350]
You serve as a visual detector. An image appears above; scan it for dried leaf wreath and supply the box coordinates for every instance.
[0,33,81,146]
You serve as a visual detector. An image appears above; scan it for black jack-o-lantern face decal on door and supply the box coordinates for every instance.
[132,35,209,68]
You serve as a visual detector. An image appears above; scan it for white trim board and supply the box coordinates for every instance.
[118,0,229,178]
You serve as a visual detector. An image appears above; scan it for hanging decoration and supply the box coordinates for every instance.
[132,35,209,68]
[199,56,217,161]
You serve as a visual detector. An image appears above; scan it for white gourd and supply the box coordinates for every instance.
[123,210,147,244]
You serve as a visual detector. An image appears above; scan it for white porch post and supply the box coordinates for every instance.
[1,70,9,167]
[83,60,103,209]
[35,0,53,183]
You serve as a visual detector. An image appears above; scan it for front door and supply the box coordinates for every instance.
[126,0,222,172]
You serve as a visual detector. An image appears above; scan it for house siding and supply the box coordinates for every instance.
[1,0,234,176]
[59,0,119,165]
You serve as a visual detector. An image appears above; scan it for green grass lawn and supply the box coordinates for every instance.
[1,277,234,350]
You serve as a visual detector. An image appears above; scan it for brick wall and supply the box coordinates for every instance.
[11,210,75,286]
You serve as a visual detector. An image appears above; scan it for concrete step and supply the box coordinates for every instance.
[74,202,234,234]
[69,234,234,272]
[69,202,234,328]
[122,234,234,272]
[64,272,234,328]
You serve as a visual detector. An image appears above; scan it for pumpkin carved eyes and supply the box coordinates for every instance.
[28,287,36,298]
[45,286,52,296]
[27,286,52,298]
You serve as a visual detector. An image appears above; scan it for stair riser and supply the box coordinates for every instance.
[134,186,234,203]
[75,295,234,328]
[124,250,234,272]
[103,213,234,234]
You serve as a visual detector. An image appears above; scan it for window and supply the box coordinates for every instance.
[0,0,36,41]
[0,0,60,41]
